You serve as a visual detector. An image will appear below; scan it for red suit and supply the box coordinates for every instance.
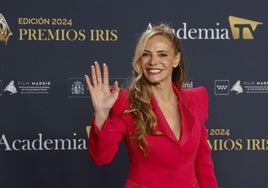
[89,85,218,188]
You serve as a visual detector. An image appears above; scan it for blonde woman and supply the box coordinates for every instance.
[85,24,218,188]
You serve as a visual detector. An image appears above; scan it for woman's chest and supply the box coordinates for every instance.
[126,121,202,169]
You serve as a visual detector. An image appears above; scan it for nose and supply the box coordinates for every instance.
[149,55,158,66]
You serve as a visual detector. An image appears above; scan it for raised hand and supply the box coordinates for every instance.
[85,61,120,129]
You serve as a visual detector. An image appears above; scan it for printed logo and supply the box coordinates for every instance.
[243,81,268,94]
[215,80,268,95]
[18,81,51,94]
[229,16,263,39]
[214,80,230,95]
[4,80,17,95]
[0,13,13,45]
[71,80,85,95]
[231,80,244,95]
[68,78,88,98]
[148,16,262,40]
[2,80,51,95]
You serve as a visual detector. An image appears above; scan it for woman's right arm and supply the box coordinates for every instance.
[85,62,125,165]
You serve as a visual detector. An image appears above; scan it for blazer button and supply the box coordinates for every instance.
[167,170,177,177]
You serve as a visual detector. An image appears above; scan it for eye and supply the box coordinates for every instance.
[142,52,150,57]
[159,53,167,57]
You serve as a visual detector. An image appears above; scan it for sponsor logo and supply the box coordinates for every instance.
[214,80,230,95]
[18,81,51,94]
[3,80,51,95]
[0,13,13,45]
[4,80,17,95]
[215,80,268,95]
[71,80,85,95]
[68,78,88,98]
[230,80,243,95]
[243,81,268,94]
[148,16,262,40]
[228,16,263,39]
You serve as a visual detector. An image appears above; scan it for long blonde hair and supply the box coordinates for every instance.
[127,24,186,156]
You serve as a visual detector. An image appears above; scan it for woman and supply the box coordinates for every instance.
[85,24,218,188]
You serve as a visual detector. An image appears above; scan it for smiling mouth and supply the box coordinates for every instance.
[147,68,162,73]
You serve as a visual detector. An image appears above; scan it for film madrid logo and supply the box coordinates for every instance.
[0,13,12,45]
[2,80,52,95]
[214,80,268,95]
[3,80,17,95]
[148,16,262,40]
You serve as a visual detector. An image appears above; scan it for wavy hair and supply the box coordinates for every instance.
[127,24,186,156]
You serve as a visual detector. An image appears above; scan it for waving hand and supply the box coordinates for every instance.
[85,62,120,129]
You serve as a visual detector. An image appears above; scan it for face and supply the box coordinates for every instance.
[140,35,181,86]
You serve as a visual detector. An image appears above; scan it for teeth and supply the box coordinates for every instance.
[148,69,161,73]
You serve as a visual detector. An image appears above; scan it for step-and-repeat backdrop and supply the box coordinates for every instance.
[1,0,266,187]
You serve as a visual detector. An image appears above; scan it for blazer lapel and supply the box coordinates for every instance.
[151,96,177,142]
[151,85,196,145]
[176,89,195,146]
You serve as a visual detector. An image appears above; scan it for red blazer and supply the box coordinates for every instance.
[89,85,218,188]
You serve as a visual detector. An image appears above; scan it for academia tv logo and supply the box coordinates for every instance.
[0,13,12,45]
[229,16,263,39]
[148,16,262,40]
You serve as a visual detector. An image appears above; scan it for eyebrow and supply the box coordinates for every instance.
[143,49,168,53]
[156,50,168,53]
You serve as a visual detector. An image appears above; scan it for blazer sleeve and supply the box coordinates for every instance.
[88,90,129,166]
[189,87,218,188]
